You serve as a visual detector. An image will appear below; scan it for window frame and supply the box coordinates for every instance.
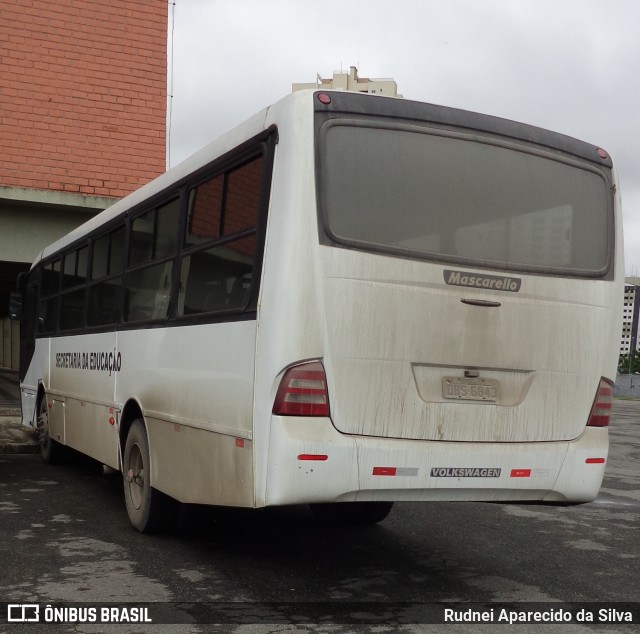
[176,152,265,320]
[58,243,90,333]
[33,126,277,338]
[315,116,616,280]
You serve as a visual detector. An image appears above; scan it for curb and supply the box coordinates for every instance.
[0,408,21,417]
[0,415,40,455]
[0,442,40,455]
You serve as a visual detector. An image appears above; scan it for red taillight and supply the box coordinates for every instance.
[272,361,330,417]
[586,378,613,427]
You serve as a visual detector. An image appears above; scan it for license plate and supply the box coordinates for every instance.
[442,377,499,402]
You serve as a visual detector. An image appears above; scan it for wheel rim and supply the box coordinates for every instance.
[127,443,145,510]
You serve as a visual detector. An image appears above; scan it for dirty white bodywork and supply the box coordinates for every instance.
[20,90,623,509]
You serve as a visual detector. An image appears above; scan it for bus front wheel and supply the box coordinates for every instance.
[123,419,175,533]
[37,395,65,465]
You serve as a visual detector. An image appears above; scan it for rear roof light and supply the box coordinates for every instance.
[273,361,330,417]
[586,378,613,427]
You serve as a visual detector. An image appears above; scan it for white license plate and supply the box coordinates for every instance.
[442,377,499,402]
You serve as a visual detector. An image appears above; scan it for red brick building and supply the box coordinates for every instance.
[0,0,168,368]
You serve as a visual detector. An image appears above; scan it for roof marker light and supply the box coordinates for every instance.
[317,93,332,105]
[596,148,608,159]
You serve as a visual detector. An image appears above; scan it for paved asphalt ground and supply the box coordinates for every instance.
[0,368,638,632]
[0,369,37,455]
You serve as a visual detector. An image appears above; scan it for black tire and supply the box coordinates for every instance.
[310,501,394,525]
[123,419,175,533]
[354,501,394,524]
[37,395,66,465]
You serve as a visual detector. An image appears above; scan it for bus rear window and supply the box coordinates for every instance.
[318,122,611,276]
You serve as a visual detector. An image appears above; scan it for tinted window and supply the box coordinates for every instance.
[180,237,255,315]
[92,233,109,280]
[125,261,173,322]
[178,155,263,317]
[38,296,58,334]
[125,199,179,323]
[59,287,85,331]
[38,260,61,334]
[63,251,77,289]
[88,224,125,327]
[223,158,262,235]
[41,259,60,296]
[77,246,88,284]
[130,199,180,266]
[130,209,154,267]
[320,123,611,275]
[87,278,122,327]
[185,175,223,247]
[59,245,89,331]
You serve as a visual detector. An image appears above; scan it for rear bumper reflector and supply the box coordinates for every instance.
[373,467,419,476]
[510,469,532,478]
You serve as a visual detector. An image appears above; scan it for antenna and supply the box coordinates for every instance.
[167,0,177,168]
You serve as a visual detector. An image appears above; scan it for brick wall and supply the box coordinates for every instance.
[0,0,167,199]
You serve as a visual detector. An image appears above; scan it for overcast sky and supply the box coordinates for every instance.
[167,0,640,274]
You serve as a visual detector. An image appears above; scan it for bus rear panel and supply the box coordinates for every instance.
[260,91,621,507]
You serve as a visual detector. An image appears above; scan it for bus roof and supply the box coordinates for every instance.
[34,89,612,266]
[35,102,273,265]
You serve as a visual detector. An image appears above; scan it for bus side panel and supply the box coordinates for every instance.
[266,417,359,505]
[20,338,50,427]
[47,396,65,447]
[146,418,254,506]
[21,388,37,426]
[253,108,323,505]
[115,321,257,507]
[48,333,118,464]
[65,400,120,469]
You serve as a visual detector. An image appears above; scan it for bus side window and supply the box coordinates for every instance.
[38,259,61,334]
[185,174,223,248]
[87,225,125,327]
[59,244,89,332]
[124,199,179,323]
[178,155,262,317]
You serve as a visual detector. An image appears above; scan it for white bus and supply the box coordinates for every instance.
[15,90,623,532]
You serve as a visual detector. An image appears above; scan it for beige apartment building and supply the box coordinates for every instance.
[293,66,401,97]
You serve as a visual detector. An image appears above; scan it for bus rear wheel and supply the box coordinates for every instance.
[310,501,394,525]
[123,419,175,533]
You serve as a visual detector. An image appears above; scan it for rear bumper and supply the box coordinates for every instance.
[265,416,609,505]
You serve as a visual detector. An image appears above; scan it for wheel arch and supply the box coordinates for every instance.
[35,381,46,412]
[119,398,145,462]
